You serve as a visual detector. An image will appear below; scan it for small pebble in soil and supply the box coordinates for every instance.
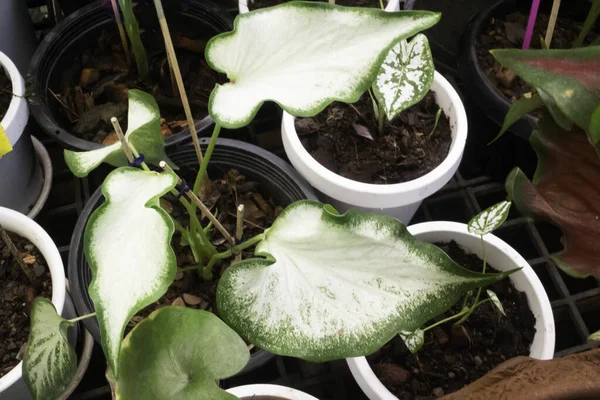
[432,387,444,397]
[448,372,456,379]
[474,355,483,366]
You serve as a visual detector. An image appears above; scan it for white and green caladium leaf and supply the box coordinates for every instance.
[373,34,434,121]
[217,201,515,361]
[23,298,77,400]
[64,89,174,177]
[86,167,178,376]
[467,201,511,236]
[589,330,600,342]
[115,307,248,400]
[486,290,506,317]
[399,329,425,354]
[205,2,440,128]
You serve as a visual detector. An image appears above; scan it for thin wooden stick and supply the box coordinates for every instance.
[110,0,132,66]
[234,204,245,263]
[110,117,134,163]
[48,88,79,119]
[545,0,562,48]
[152,0,203,168]
[0,225,36,285]
[159,161,234,244]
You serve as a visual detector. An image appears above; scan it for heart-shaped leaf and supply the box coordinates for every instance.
[467,201,511,236]
[205,2,440,128]
[115,307,248,400]
[399,329,425,354]
[217,201,513,361]
[373,34,434,121]
[506,112,600,278]
[64,89,174,177]
[486,290,506,317]
[23,298,77,400]
[86,168,178,375]
[491,47,600,150]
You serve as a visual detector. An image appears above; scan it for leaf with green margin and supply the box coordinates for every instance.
[86,168,178,376]
[373,34,434,121]
[537,89,572,131]
[491,47,600,148]
[399,329,424,354]
[590,105,600,139]
[486,290,506,317]
[589,330,600,342]
[467,201,511,236]
[23,298,77,400]
[505,112,600,279]
[115,307,248,400]
[216,201,515,361]
[491,94,543,144]
[205,2,440,128]
[64,89,174,177]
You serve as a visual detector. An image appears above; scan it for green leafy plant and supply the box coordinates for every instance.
[398,201,512,353]
[116,0,150,82]
[23,3,515,399]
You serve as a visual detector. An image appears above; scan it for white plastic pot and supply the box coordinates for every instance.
[282,72,467,223]
[239,0,400,14]
[0,52,44,215]
[227,384,319,399]
[346,221,556,400]
[0,207,66,400]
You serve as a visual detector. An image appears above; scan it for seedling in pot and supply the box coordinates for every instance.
[24,3,517,399]
[398,201,513,353]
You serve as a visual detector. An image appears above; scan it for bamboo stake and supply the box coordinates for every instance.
[110,0,132,66]
[159,161,234,244]
[111,117,134,163]
[152,0,203,169]
[234,204,245,263]
[0,225,36,285]
[545,0,562,48]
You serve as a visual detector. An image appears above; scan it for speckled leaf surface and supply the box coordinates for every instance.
[64,89,173,177]
[205,2,440,128]
[373,34,434,120]
[115,307,248,400]
[468,201,511,236]
[85,168,178,376]
[23,298,76,400]
[217,201,511,361]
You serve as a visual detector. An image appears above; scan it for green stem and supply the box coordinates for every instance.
[128,144,150,172]
[379,0,384,10]
[423,309,468,332]
[193,123,221,204]
[573,0,600,48]
[378,108,386,136]
[368,88,379,120]
[178,265,202,273]
[202,233,265,280]
[68,312,97,324]
[118,0,150,82]
[454,238,488,327]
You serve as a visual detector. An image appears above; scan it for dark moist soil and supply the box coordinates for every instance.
[369,240,536,399]
[249,0,383,11]
[0,68,12,121]
[58,26,219,144]
[0,231,52,378]
[126,169,283,354]
[478,12,597,102]
[297,91,451,184]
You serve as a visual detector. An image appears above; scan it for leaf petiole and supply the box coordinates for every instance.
[202,233,266,280]
[68,312,97,324]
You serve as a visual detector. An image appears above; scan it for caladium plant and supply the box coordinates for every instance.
[24,2,514,399]
[398,201,513,353]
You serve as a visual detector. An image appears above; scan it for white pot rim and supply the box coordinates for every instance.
[0,51,26,133]
[239,0,400,15]
[347,221,555,400]
[0,207,66,393]
[227,384,319,399]
[282,71,467,207]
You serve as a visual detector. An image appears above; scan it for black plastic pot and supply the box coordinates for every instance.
[27,0,232,151]
[457,0,596,140]
[68,138,317,375]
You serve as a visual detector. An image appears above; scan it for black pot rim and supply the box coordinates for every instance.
[68,138,317,374]
[457,0,537,140]
[27,1,230,150]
